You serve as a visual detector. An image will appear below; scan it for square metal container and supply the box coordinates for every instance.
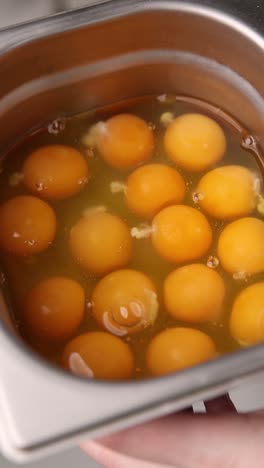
[0,0,264,462]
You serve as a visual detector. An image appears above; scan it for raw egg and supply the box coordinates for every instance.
[152,205,212,263]
[164,264,225,323]
[0,195,56,255]
[24,277,85,342]
[63,331,134,380]
[126,163,186,218]
[230,282,264,346]
[23,145,89,199]
[218,217,264,276]
[146,327,217,376]
[92,269,158,335]
[95,114,154,169]
[164,113,226,172]
[69,212,132,275]
[197,165,258,219]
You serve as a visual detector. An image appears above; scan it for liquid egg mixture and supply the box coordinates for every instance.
[0,95,263,381]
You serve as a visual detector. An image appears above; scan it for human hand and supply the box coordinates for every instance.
[81,396,264,468]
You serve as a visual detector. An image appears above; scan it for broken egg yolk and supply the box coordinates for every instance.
[63,331,135,380]
[0,195,56,255]
[164,264,225,323]
[126,163,186,218]
[164,113,226,172]
[197,165,258,220]
[230,282,264,346]
[24,276,85,342]
[146,327,217,376]
[218,217,264,276]
[91,269,158,335]
[23,145,89,199]
[152,205,212,263]
[95,114,154,169]
[69,212,133,275]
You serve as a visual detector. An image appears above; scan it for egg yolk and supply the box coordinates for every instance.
[23,145,89,199]
[152,205,212,263]
[230,282,264,346]
[197,165,258,220]
[164,264,225,323]
[146,327,217,376]
[63,331,134,380]
[92,269,158,336]
[126,163,186,219]
[69,212,132,275]
[164,113,226,172]
[24,277,85,342]
[0,196,56,256]
[95,114,154,169]
[218,217,264,276]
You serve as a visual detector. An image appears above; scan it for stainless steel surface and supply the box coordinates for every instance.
[0,0,264,463]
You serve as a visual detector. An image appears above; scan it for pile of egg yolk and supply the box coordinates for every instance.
[63,331,134,380]
[164,113,226,172]
[126,163,186,218]
[0,195,56,255]
[23,144,89,200]
[164,264,226,323]
[152,205,212,263]
[69,212,133,275]
[218,217,264,276]
[146,327,217,376]
[24,277,85,342]
[91,269,158,336]
[230,282,264,346]
[1,108,264,381]
[197,165,258,220]
[90,114,154,169]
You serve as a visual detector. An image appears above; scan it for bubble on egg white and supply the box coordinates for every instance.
[148,122,156,130]
[192,192,205,204]
[207,255,219,269]
[47,118,66,135]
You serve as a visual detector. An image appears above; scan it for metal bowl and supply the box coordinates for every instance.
[0,0,264,462]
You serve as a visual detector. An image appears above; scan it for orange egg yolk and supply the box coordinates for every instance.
[95,114,154,169]
[23,145,89,199]
[230,282,264,346]
[164,113,226,172]
[126,163,186,219]
[164,264,225,323]
[152,205,212,263]
[92,269,159,336]
[0,195,56,256]
[197,165,258,220]
[146,327,217,376]
[69,212,133,275]
[63,331,135,380]
[218,217,264,276]
[24,277,85,342]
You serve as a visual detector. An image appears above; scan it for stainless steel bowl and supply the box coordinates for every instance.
[0,0,264,462]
